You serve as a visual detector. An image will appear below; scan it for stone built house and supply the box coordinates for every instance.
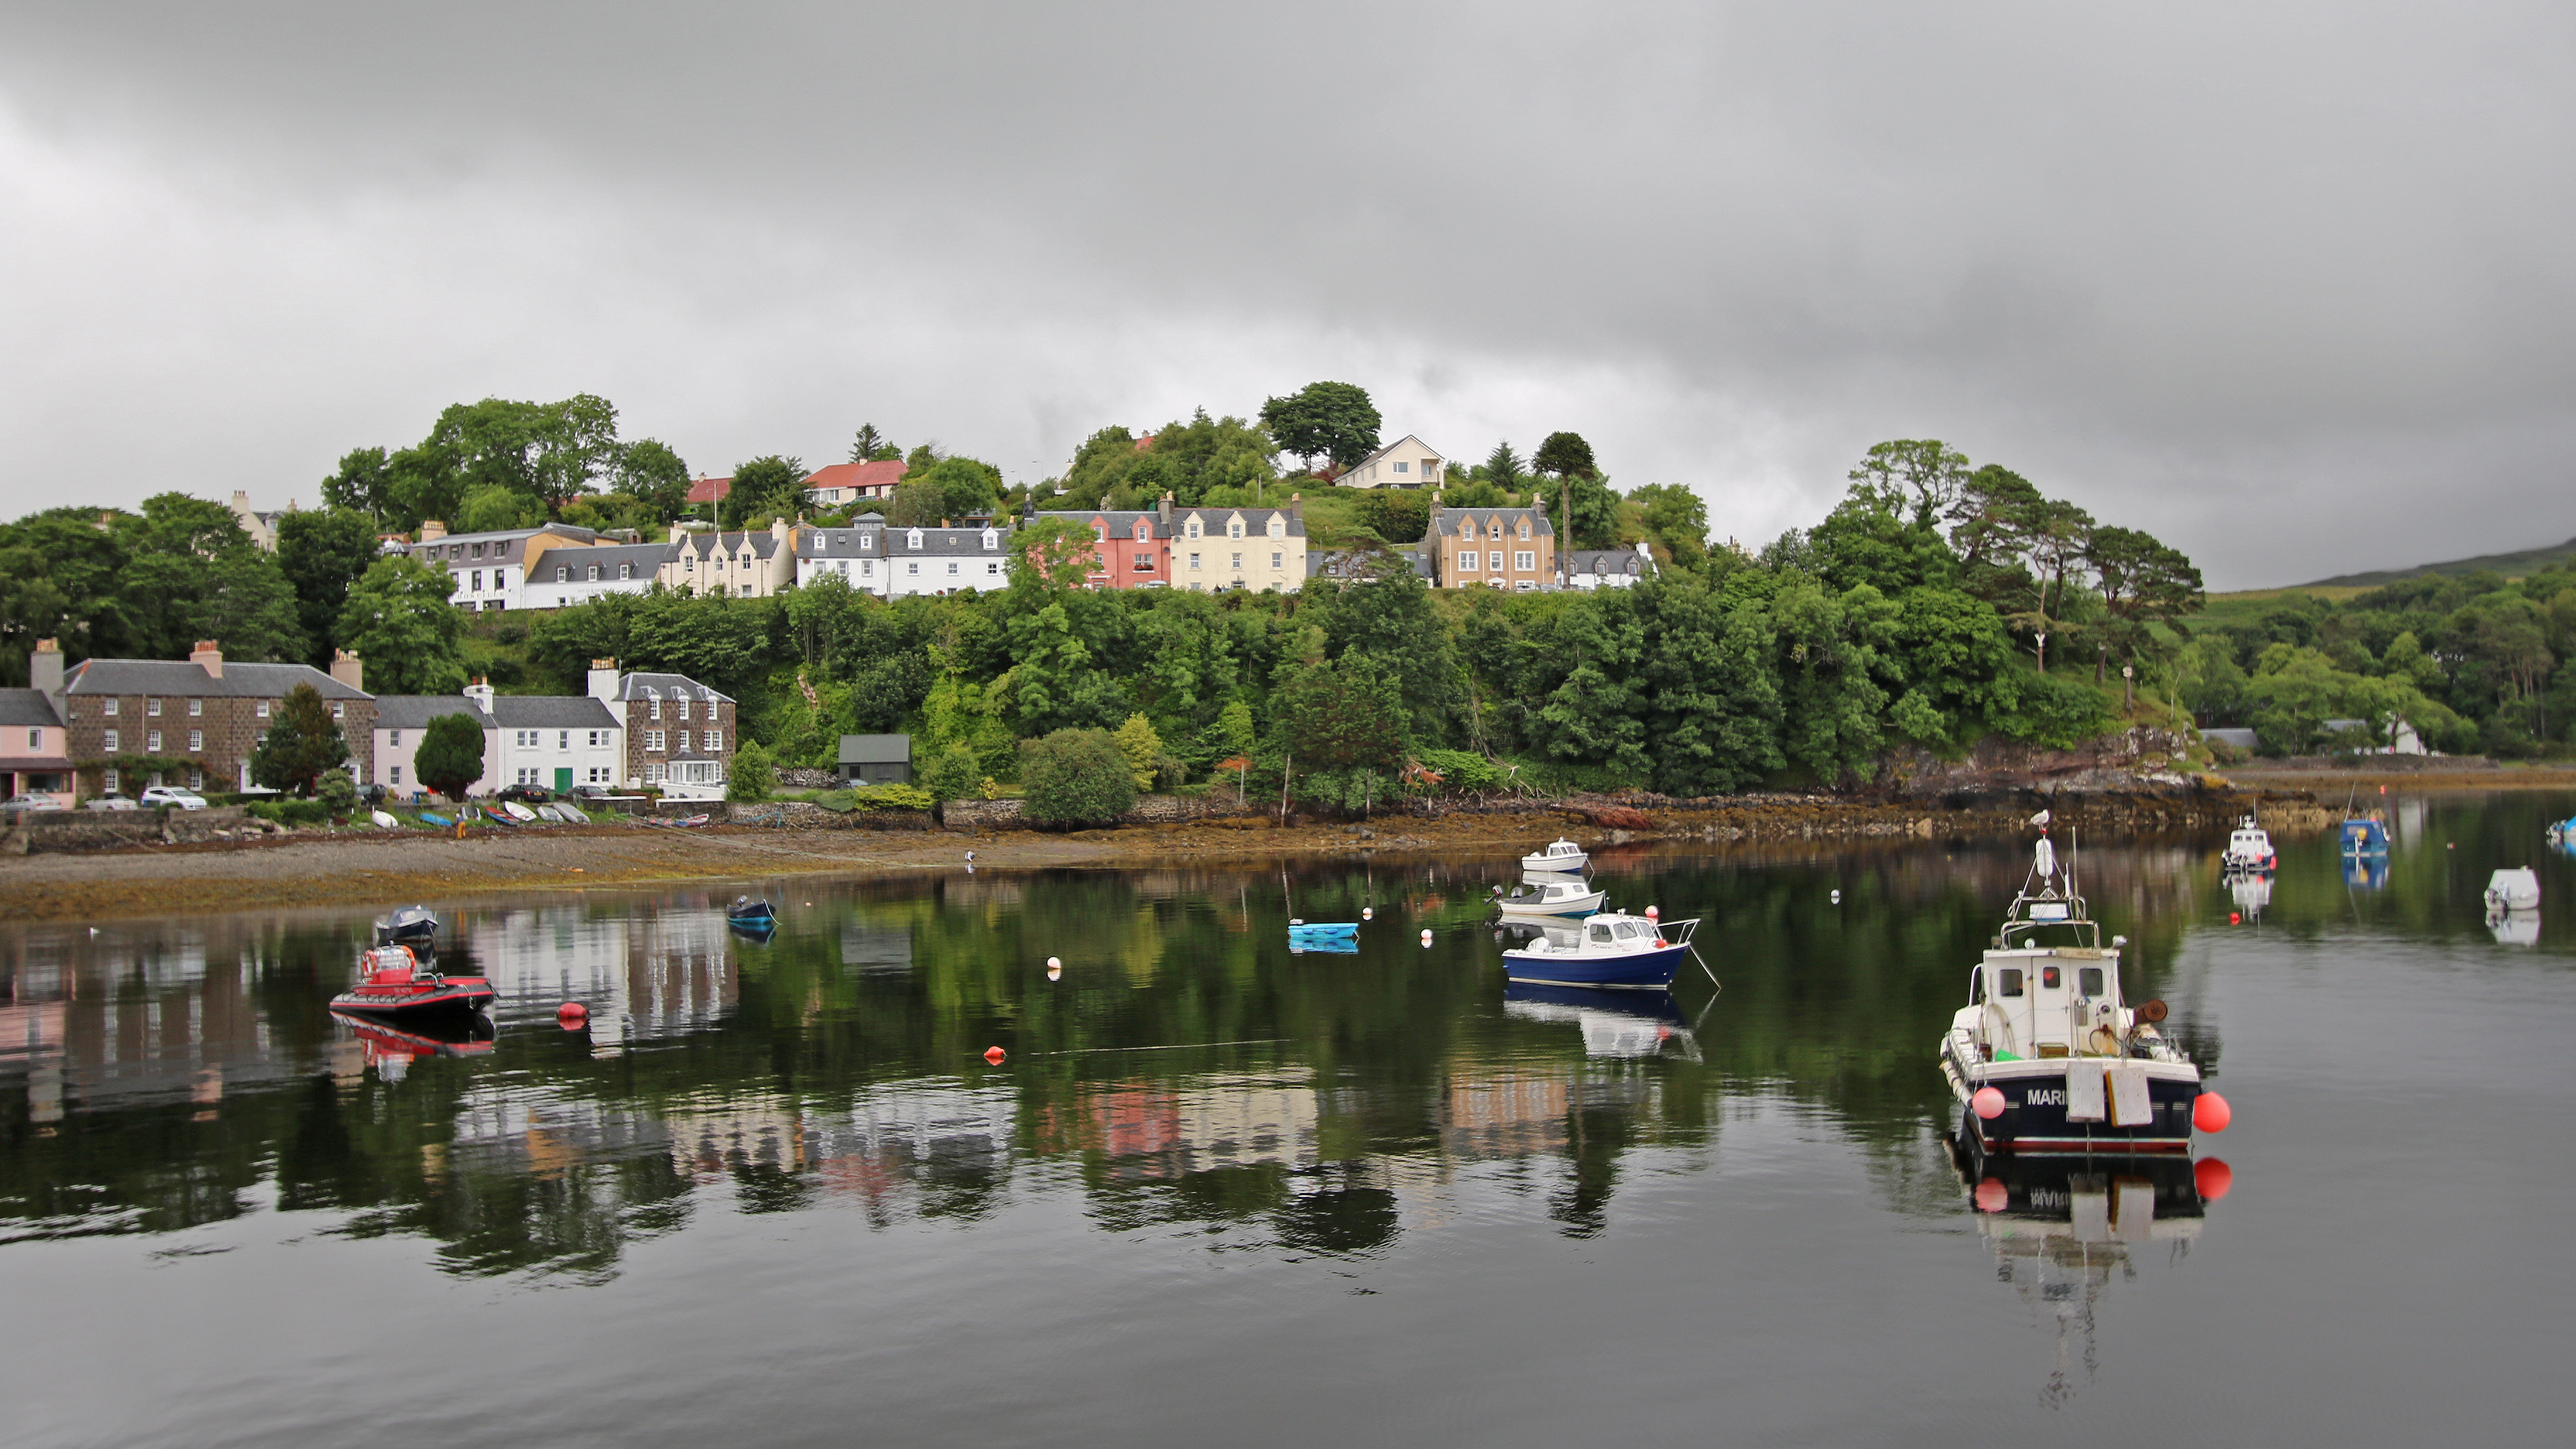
[49,640,374,797]
[1430,507,1556,591]
[593,664,736,792]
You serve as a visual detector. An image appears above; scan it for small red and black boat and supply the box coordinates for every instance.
[330,946,495,1020]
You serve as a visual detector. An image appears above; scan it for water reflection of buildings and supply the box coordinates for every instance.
[455,903,736,1051]
[1034,1071,1320,1182]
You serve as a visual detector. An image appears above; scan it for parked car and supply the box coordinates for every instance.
[496,783,554,804]
[84,794,141,811]
[140,786,209,811]
[566,784,621,803]
[354,782,390,809]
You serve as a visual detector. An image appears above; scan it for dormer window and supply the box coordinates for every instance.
[1134,523,1147,540]
[1229,521,1243,539]
[586,564,600,581]
[982,529,998,550]
[907,529,924,548]
[861,533,873,550]
[1518,520,1530,538]
[1268,518,1283,538]
[556,566,568,581]
[621,563,633,580]
[1188,520,1202,539]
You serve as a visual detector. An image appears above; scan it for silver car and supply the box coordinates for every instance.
[140,787,210,811]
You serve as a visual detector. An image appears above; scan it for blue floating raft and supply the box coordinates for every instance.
[1287,919,1359,938]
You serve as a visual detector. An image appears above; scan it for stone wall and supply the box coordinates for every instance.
[4,805,254,854]
[941,793,1253,830]
[714,799,934,830]
[776,767,839,789]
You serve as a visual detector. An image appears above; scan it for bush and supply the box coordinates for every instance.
[316,768,358,816]
[251,799,330,825]
[728,743,777,802]
[920,742,983,802]
[245,801,284,823]
[1019,728,1138,825]
[1113,714,1163,789]
[1414,749,1507,794]
[849,783,937,811]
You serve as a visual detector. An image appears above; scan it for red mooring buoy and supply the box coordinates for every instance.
[1974,1178,2009,1213]
[557,1001,588,1029]
[2195,1157,2236,1202]
[984,1046,1007,1066]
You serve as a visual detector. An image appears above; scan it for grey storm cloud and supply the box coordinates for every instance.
[3,0,2572,585]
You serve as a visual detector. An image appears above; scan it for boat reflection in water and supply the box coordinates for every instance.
[1949,1131,2228,1402]
[2228,871,2272,922]
[2342,850,2390,890]
[2489,909,2543,947]
[331,1010,496,1083]
[1502,982,1700,1061]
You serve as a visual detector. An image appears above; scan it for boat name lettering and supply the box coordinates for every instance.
[2024,1088,2065,1107]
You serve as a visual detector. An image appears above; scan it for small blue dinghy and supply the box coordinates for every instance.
[1287,919,1359,941]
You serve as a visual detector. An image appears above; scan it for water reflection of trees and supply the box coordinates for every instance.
[0,835,2286,1277]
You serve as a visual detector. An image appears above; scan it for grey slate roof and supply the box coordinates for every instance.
[673,530,782,562]
[64,658,369,700]
[535,542,674,580]
[1566,549,1648,578]
[371,696,498,730]
[609,672,733,705]
[883,525,1010,559]
[0,688,64,727]
[796,524,886,559]
[411,525,600,567]
[1431,507,1554,538]
[488,696,622,730]
[837,734,912,765]
[1173,507,1305,539]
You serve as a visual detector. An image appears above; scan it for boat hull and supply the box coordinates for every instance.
[1501,941,1683,990]
[329,979,496,1020]
[1945,1056,2202,1155]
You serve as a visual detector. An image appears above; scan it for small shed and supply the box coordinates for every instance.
[839,734,913,785]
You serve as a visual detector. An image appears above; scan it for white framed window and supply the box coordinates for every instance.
[148,730,162,751]
[588,767,610,783]
[1516,550,1535,571]
[986,561,1001,575]
[189,768,203,790]
[1392,460,1409,475]
[677,700,691,722]
[559,730,570,750]
[907,529,924,547]
[947,561,959,575]
[1190,553,1202,569]
[390,765,403,785]
[586,564,600,582]
[1461,551,1481,571]
[646,762,666,783]
[333,703,345,720]
[676,730,691,752]
[1272,552,1282,568]
[862,560,875,576]
[649,699,661,721]
[470,570,482,591]
[103,729,119,751]
[908,561,919,575]
[518,767,539,785]
[620,564,633,580]
[188,730,203,751]
[25,728,37,749]
[102,768,117,792]
[189,699,202,717]
[1229,522,1243,538]
[103,699,118,717]
[556,566,568,581]
[705,729,722,751]
[390,729,402,746]
[646,730,664,751]
[147,698,161,717]
[256,700,268,718]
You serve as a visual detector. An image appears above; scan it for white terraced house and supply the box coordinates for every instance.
[470,683,626,792]
[881,523,1010,598]
[406,520,609,612]
[794,514,892,594]
[523,541,676,608]
[370,694,501,797]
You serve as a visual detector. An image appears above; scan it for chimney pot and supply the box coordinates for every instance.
[420,520,448,542]
[29,638,64,696]
[330,649,364,694]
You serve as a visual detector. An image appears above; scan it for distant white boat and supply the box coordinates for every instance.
[2222,816,2276,873]
[500,801,538,823]
[1496,874,1606,919]
[556,801,590,824]
[370,809,399,829]
[535,804,566,822]
[1521,837,1589,873]
[2486,867,2541,912]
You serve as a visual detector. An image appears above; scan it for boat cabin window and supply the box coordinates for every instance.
[2079,967,2104,996]
[2041,966,2061,990]
[1589,923,1614,944]
[1610,920,1640,940]
[1997,967,2025,997]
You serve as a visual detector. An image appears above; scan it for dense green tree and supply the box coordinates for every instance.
[1260,382,1381,472]
[414,712,486,800]
[1019,728,1136,824]
[319,447,396,520]
[721,455,807,529]
[920,741,982,801]
[1848,439,1970,526]
[1480,441,1527,491]
[727,742,777,801]
[849,424,901,463]
[1299,567,1463,744]
[338,556,469,696]
[119,494,306,663]
[275,509,382,667]
[909,455,1003,521]
[1354,489,1431,544]
[1272,654,1409,773]
[250,682,349,797]
[1536,470,1621,551]
[614,439,693,525]
[1628,483,1708,566]
[1532,431,1597,479]
[422,394,621,517]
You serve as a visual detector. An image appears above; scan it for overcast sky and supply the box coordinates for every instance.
[4,2,2571,588]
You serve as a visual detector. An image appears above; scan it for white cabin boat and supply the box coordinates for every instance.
[2222,816,2276,873]
[1496,874,1606,919]
[1940,830,2219,1155]
[1521,837,1589,873]
[2486,867,2541,913]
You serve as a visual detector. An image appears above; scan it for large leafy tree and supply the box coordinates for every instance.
[614,439,693,525]
[720,455,807,529]
[1848,439,1970,526]
[250,682,349,796]
[2089,524,2204,669]
[1628,483,1709,566]
[1272,654,1409,773]
[413,712,487,800]
[338,556,468,695]
[1260,382,1381,472]
[1018,727,1136,824]
[275,508,381,666]
[423,393,621,517]
[1537,470,1622,551]
[1479,441,1527,491]
[119,494,305,663]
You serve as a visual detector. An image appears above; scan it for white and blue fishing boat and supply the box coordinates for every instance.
[2222,815,2277,873]
[1501,910,1698,990]
[2339,813,2390,857]
[1939,827,2227,1155]
[727,896,778,936]
[1520,837,1590,873]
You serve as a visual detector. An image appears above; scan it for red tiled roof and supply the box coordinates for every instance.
[804,460,907,494]
[686,476,732,504]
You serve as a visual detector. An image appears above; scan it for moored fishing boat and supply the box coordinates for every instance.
[372,904,438,948]
[727,896,778,934]
[1494,873,1606,919]
[330,945,494,1020]
[1520,837,1590,873]
[2339,813,2390,856]
[2222,815,2277,873]
[2484,867,2540,913]
[1940,825,2227,1155]
[1501,910,1698,989]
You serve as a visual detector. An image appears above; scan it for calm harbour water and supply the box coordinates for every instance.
[4,792,2573,1448]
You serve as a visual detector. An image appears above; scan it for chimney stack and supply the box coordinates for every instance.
[1288,492,1302,523]
[588,658,621,702]
[1157,492,1173,529]
[464,678,496,715]
[29,638,63,698]
[419,520,448,542]
[190,640,224,680]
[330,649,364,694]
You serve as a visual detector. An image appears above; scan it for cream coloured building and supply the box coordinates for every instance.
[1170,501,1307,592]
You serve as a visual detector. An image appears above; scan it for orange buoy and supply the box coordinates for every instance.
[556,1001,588,1029]
[1972,1086,2007,1120]
[983,1045,1007,1065]
[2193,1091,2232,1133]
[2194,1157,2235,1201]
[1974,1178,2009,1213]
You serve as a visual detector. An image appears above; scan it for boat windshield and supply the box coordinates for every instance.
[1588,923,1614,944]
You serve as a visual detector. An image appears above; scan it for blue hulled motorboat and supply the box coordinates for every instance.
[1500,911,1698,990]
[2339,812,2390,857]
[727,896,778,936]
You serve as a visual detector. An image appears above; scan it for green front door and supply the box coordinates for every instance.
[554,768,573,792]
